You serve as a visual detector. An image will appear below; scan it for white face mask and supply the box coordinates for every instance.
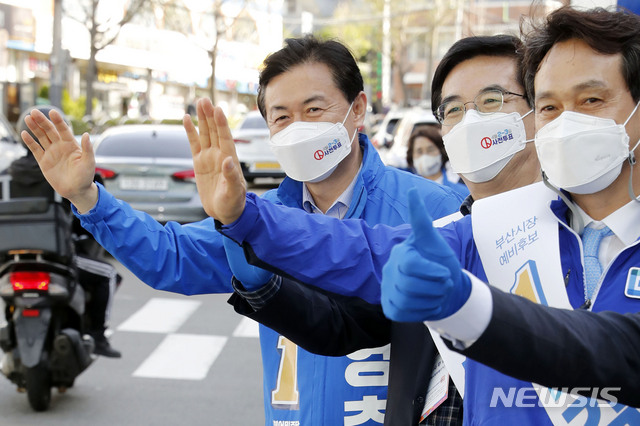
[414,154,442,177]
[268,103,356,182]
[442,109,533,183]
[535,102,640,195]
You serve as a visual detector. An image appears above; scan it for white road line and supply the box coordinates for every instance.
[133,334,228,380]
[232,317,260,338]
[117,298,201,334]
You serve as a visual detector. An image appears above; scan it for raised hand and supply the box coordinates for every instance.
[183,98,246,224]
[381,188,471,322]
[21,109,98,213]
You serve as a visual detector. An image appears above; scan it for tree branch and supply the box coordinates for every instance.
[95,0,148,51]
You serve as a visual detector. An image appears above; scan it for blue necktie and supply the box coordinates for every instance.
[581,225,613,302]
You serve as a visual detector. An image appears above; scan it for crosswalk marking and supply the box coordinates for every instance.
[115,297,259,381]
[232,317,260,338]
[117,298,201,334]
[133,334,228,380]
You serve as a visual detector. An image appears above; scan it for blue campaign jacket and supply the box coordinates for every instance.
[409,166,470,200]
[74,134,462,426]
[441,172,470,200]
[221,193,640,425]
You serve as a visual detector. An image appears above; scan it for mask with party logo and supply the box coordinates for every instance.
[268,103,356,182]
[443,109,532,183]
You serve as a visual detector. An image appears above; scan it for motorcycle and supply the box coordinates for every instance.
[0,195,95,411]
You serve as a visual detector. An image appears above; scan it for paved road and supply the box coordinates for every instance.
[0,179,280,425]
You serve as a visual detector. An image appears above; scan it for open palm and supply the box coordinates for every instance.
[183,98,246,224]
[21,109,97,211]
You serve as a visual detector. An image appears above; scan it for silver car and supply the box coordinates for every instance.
[93,124,207,223]
[232,110,285,183]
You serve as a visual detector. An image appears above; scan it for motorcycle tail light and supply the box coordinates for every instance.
[10,271,50,291]
[22,309,40,317]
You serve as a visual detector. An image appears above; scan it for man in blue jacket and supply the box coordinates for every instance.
[19,36,462,426]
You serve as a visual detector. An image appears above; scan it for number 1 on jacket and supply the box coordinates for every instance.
[272,336,300,408]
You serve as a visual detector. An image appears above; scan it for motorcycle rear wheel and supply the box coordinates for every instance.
[25,360,52,412]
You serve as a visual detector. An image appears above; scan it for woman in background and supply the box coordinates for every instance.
[407,127,469,198]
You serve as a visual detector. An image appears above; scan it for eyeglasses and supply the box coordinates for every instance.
[436,89,526,126]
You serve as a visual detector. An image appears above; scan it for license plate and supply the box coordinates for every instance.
[254,162,281,170]
[119,177,169,191]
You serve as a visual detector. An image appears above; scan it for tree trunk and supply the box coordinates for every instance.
[210,49,217,105]
[49,0,63,108]
[85,45,97,117]
[85,2,98,119]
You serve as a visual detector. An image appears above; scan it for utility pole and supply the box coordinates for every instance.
[382,0,391,107]
[49,0,63,108]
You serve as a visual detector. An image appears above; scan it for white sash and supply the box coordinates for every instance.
[430,182,565,398]
[472,181,568,307]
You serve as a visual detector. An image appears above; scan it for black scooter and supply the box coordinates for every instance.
[0,196,94,411]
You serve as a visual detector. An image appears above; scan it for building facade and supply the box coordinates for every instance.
[0,0,283,126]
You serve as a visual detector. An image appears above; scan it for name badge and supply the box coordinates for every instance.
[420,355,450,422]
[625,267,640,299]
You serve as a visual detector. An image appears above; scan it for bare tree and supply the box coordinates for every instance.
[190,0,248,105]
[321,0,459,107]
[66,0,147,116]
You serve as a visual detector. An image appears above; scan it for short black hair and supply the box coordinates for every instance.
[522,6,640,103]
[257,35,364,118]
[431,35,526,115]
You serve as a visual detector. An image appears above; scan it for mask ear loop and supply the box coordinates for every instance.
[519,109,535,144]
[521,109,534,120]
[341,101,358,145]
[341,102,355,126]
[628,152,639,203]
[542,171,585,234]
[624,101,640,203]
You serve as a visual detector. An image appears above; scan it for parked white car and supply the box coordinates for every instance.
[370,109,405,149]
[232,110,285,183]
[379,108,440,169]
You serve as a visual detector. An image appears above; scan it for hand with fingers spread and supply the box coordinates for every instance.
[21,108,98,213]
[183,98,246,224]
[381,188,471,322]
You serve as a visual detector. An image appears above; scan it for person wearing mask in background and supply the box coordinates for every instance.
[19,36,462,426]
[406,127,469,199]
[1,105,121,358]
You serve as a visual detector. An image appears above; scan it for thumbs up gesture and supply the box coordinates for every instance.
[381,188,471,322]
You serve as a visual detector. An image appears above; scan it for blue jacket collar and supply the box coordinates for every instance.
[275,134,382,219]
